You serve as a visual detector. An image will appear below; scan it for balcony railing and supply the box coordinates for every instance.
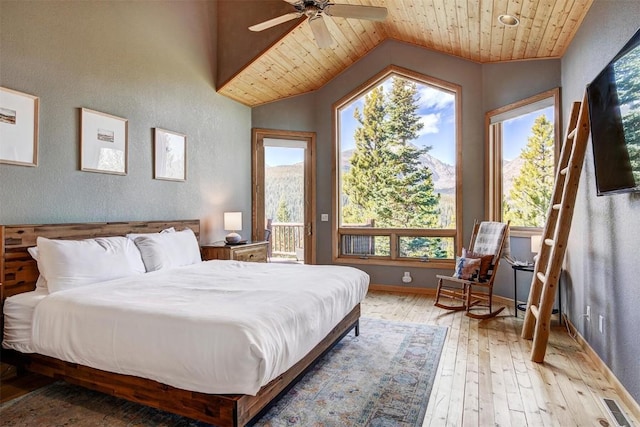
[270,222,304,259]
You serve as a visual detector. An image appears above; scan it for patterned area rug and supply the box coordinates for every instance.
[0,318,447,427]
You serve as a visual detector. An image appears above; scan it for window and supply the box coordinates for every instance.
[333,66,461,267]
[486,89,560,235]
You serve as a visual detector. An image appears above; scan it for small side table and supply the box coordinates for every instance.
[512,264,562,324]
[201,241,268,263]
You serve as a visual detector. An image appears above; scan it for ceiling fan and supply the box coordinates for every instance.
[249,0,388,49]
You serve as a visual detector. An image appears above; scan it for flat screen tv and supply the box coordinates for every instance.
[586,28,640,196]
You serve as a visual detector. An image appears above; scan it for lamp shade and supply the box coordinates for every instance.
[530,235,542,253]
[224,212,242,231]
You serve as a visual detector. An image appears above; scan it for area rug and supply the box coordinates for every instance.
[0,318,447,427]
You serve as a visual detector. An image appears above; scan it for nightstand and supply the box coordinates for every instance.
[201,241,268,263]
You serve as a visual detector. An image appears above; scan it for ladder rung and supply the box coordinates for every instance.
[530,305,539,319]
[560,167,569,175]
[568,128,577,139]
[544,238,555,247]
[552,203,562,210]
[536,272,546,284]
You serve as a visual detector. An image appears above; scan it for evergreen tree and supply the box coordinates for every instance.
[276,197,291,222]
[614,47,640,183]
[342,77,446,258]
[505,115,555,227]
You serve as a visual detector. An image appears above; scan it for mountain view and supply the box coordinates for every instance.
[265,150,526,225]
[266,149,458,223]
[265,150,525,225]
[340,148,456,194]
[502,156,525,197]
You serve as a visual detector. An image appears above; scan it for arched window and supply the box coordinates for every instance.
[333,66,461,268]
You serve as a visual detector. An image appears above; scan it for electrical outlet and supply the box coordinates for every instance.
[586,305,591,321]
[599,315,604,334]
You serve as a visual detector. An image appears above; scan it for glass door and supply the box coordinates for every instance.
[252,129,316,264]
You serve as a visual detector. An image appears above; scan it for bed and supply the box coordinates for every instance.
[0,220,368,426]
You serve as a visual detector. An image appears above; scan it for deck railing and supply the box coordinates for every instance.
[270,222,304,258]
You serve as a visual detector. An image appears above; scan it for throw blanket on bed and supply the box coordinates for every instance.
[28,261,369,395]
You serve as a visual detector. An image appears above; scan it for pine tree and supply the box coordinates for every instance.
[614,46,640,183]
[276,197,291,222]
[505,115,555,227]
[342,77,446,258]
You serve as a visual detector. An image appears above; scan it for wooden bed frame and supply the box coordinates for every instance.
[0,220,360,427]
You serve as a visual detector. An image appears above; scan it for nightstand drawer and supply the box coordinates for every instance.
[201,241,268,263]
[233,246,267,263]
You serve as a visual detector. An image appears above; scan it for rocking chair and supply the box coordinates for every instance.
[434,220,510,319]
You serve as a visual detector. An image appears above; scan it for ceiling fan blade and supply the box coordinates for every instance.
[281,0,301,4]
[324,4,388,21]
[249,12,303,32]
[308,16,333,48]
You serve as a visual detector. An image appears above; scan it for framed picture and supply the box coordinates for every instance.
[0,87,39,167]
[154,128,186,181]
[81,108,127,175]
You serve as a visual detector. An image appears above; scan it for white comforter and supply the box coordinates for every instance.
[28,261,369,395]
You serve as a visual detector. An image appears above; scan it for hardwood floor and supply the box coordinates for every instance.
[363,290,639,427]
[1,290,638,426]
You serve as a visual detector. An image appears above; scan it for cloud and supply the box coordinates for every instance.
[417,86,454,110]
[418,113,441,135]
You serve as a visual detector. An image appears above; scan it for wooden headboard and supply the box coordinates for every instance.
[0,220,200,302]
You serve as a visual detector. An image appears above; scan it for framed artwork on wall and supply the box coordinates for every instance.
[0,87,39,167]
[80,108,128,175]
[154,128,186,181]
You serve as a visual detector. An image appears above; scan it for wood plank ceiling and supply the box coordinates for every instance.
[218,0,594,107]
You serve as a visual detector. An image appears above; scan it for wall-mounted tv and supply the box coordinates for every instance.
[586,28,640,196]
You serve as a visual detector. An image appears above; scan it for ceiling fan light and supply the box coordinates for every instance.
[498,14,519,27]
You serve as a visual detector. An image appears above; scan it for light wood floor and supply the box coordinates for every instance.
[363,290,639,427]
[1,290,638,426]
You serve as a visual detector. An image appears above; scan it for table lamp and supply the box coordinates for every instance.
[531,234,542,262]
[224,212,242,244]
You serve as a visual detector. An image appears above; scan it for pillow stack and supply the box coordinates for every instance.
[28,227,202,293]
[131,228,201,272]
[34,236,146,293]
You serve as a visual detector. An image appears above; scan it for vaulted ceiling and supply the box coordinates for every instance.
[217,0,593,107]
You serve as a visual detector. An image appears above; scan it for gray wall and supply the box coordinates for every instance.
[253,39,561,298]
[0,1,252,243]
[561,0,640,403]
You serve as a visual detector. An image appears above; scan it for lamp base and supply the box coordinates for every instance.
[225,232,241,244]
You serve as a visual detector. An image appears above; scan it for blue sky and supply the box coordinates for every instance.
[265,77,554,167]
[503,106,555,161]
[265,146,304,167]
[339,78,457,164]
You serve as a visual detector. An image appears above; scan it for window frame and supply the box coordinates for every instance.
[331,65,462,268]
[485,88,561,237]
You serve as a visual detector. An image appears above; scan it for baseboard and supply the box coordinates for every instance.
[368,284,513,308]
[368,284,436,295]
[563,316,640,422]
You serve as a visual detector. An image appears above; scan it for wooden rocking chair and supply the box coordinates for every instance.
[434,220,510,319]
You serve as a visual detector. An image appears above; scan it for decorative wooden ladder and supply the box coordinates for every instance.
[521,93,591,362]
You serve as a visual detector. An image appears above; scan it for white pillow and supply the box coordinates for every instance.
[134,228,201,272]
[27,247,48,291]
[36,236,146,293]
[126,227,175,241]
